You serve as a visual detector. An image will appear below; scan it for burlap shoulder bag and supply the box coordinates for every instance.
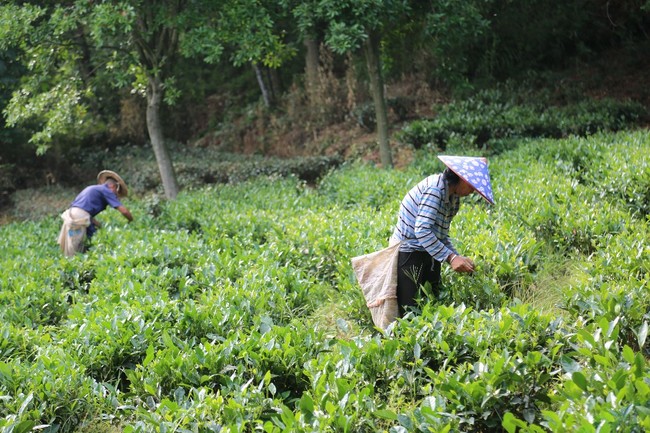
[351,240,401,330]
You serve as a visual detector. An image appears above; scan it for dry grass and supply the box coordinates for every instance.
[2,185,76,223]
[511,258,591,314]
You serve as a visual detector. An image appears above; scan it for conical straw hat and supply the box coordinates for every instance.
[438,155,494,204]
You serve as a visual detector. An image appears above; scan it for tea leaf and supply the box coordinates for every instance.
[374,409,398,420]
[637,321,648,349]
[560,356,580,374]
[14,421,36,433]
[143,343,154,366]
[299,393,314,413]
[502,412,521,433]
[621,345,635,364]
[572,372,588,392]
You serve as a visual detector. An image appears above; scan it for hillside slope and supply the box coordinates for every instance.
[1,47,649,224]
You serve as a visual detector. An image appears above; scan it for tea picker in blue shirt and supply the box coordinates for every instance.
[391,155,494,316]
[57,170,134,256]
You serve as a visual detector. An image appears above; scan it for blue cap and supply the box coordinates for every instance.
[438,155,494,204]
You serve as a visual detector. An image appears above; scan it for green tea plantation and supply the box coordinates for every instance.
[1,130,648,432]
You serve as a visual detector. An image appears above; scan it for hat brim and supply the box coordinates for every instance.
[446,166,494,204]
[97,170,128,197]
[438,156,494,205]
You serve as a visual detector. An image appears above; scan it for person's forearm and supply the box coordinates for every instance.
[117,206,133,222]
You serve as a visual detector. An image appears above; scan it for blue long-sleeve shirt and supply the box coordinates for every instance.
[70,184,122,237]
[391,174,460,262]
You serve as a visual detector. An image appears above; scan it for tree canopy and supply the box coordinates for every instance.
[0,0,297,198]
[1,0,648,195]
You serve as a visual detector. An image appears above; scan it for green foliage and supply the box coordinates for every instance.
[317,161,412,210]
[397,92,647,152]
[391,304,566,431]
[0,2,100,154]
[538,320,650,433]
[0,0,299,163]
[1,129,650,431]
[424,0,491,84]
[298,0,411,54]
[421,0,649,85]
[1,0,649,171]
[80,142,343,194]
[216,0,297,68]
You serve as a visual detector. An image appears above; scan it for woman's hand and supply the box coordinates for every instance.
[449,254,475,273]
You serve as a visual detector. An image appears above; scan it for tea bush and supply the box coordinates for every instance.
[79,144,342,195]
[0,129,648,432]
[397,94,647,153]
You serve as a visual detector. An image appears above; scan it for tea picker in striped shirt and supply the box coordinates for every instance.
[391,155,494,317]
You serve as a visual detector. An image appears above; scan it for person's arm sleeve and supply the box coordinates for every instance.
[102,190,132,221]
[414,189,454,262]
[104,189,123,209]
[441,237,458,255]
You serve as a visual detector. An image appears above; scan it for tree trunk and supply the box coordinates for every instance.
[304,38,319,106]
[147,76,179,199]
[268,66,281,103]
[253,63,271,107]
[363,33,393,168]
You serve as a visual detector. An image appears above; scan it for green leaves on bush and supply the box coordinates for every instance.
[0,129,649,431]
[397,93,647,153]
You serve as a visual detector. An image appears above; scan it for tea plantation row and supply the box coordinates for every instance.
[0,129,648,432]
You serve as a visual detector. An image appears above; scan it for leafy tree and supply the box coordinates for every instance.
[281,0,325,108]
[0,47,28,163]
[0,3,96,154]
[422,0,492,85]
[0,1,229,199]
[294,0,412,168]
[0,1,301,198]
[215,0,297,108]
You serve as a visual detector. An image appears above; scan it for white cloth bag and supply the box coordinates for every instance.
[351,240,401,329]
[57,207,91,257]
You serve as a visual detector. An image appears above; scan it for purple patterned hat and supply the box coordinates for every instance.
[438,155,494,204]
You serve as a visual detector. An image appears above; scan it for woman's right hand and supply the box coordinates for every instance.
[450,255,475,273]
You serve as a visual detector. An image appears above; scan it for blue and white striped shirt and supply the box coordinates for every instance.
[391,174,460,262]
